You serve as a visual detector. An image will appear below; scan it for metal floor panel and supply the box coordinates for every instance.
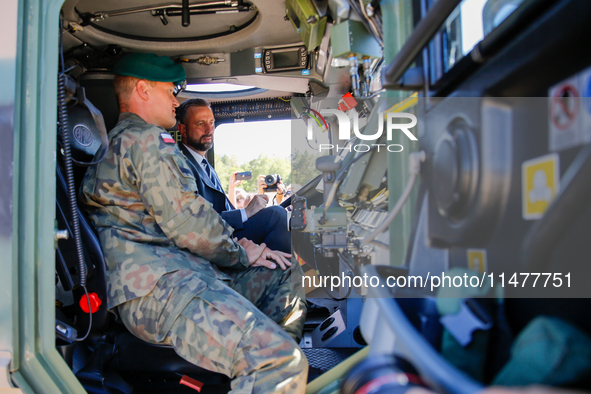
[303,348,360,382]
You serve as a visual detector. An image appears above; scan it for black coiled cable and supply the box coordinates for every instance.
[57,73,87,286]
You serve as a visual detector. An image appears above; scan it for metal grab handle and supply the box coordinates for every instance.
[381,0,462,89]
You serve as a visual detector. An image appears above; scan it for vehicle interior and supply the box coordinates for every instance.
[42,0,591,393]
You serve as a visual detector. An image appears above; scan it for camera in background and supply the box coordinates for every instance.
[265,174,282,191]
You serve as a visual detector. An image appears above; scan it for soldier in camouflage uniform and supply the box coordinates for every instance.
[80,53,308,393]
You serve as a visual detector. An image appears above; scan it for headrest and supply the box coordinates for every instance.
[63,86,109,166]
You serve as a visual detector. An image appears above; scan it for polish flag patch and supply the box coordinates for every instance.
[160,132,176,144]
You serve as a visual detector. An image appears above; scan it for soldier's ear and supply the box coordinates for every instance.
[136,79,151,101]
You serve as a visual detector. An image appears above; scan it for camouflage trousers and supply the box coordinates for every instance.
[118,263,308,394]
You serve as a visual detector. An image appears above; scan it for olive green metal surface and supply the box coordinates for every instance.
[8,0,86,392]
[382,0,419,267]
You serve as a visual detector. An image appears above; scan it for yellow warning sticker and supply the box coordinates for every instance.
[467,249,487,273]
[522,153,560,220]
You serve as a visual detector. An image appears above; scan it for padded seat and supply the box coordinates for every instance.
[55,91,231,393]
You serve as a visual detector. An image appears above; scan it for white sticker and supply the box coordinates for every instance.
[548,77,582,151]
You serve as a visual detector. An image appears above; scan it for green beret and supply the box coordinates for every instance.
[113,53,186,86]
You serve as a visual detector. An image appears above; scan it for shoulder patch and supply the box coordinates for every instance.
[160,132,176,144]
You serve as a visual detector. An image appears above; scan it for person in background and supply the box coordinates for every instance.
[234,187,249,209]
[256,174,288,205]
[227,170,244,209]
[243,192,253,207]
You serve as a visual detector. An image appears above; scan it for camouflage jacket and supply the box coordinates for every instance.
[81,113,248,309]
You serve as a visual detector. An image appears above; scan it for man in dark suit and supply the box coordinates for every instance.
[176,98,291,253]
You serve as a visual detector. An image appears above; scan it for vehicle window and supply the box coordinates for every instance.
[290,115,332,192]
[213,120,292,195]
[433,0,525,79]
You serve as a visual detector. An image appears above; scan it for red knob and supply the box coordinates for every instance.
[79,292,102,314]
[180,375,203,392]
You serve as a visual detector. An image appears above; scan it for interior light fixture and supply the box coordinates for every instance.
[185,83,257,93]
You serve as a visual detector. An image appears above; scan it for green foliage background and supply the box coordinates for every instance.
[214,154,291,193]
[214,150,321,194]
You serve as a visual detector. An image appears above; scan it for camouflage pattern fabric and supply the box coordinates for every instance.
[226,263,307,342]
[119,268,308,393]
[81,113,307,392]
[81,112,249,309]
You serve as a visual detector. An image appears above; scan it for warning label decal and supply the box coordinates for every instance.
[467,249,487,273]
[522,153,560,220]
[549,78,581,151]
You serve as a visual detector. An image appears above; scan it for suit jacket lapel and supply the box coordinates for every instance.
[179,144,218,191]
[179,144,236,211]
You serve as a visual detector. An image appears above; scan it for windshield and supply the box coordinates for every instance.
[213,119,292,194]
[433,0,525,79]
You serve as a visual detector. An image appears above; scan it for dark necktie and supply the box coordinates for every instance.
[201,158,217,188]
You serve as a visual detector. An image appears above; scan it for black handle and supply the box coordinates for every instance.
[182,0,190,27]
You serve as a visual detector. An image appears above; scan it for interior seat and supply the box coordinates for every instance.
[55,84,231,393]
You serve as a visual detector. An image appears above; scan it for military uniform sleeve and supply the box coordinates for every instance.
[127,134,248,269]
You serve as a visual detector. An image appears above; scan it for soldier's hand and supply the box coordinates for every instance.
[252,247,292,270]
[244,194,269,218]
[235,237,292,270]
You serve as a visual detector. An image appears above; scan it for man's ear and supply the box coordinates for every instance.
[135,80,150,101]
[177,122,187,141]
